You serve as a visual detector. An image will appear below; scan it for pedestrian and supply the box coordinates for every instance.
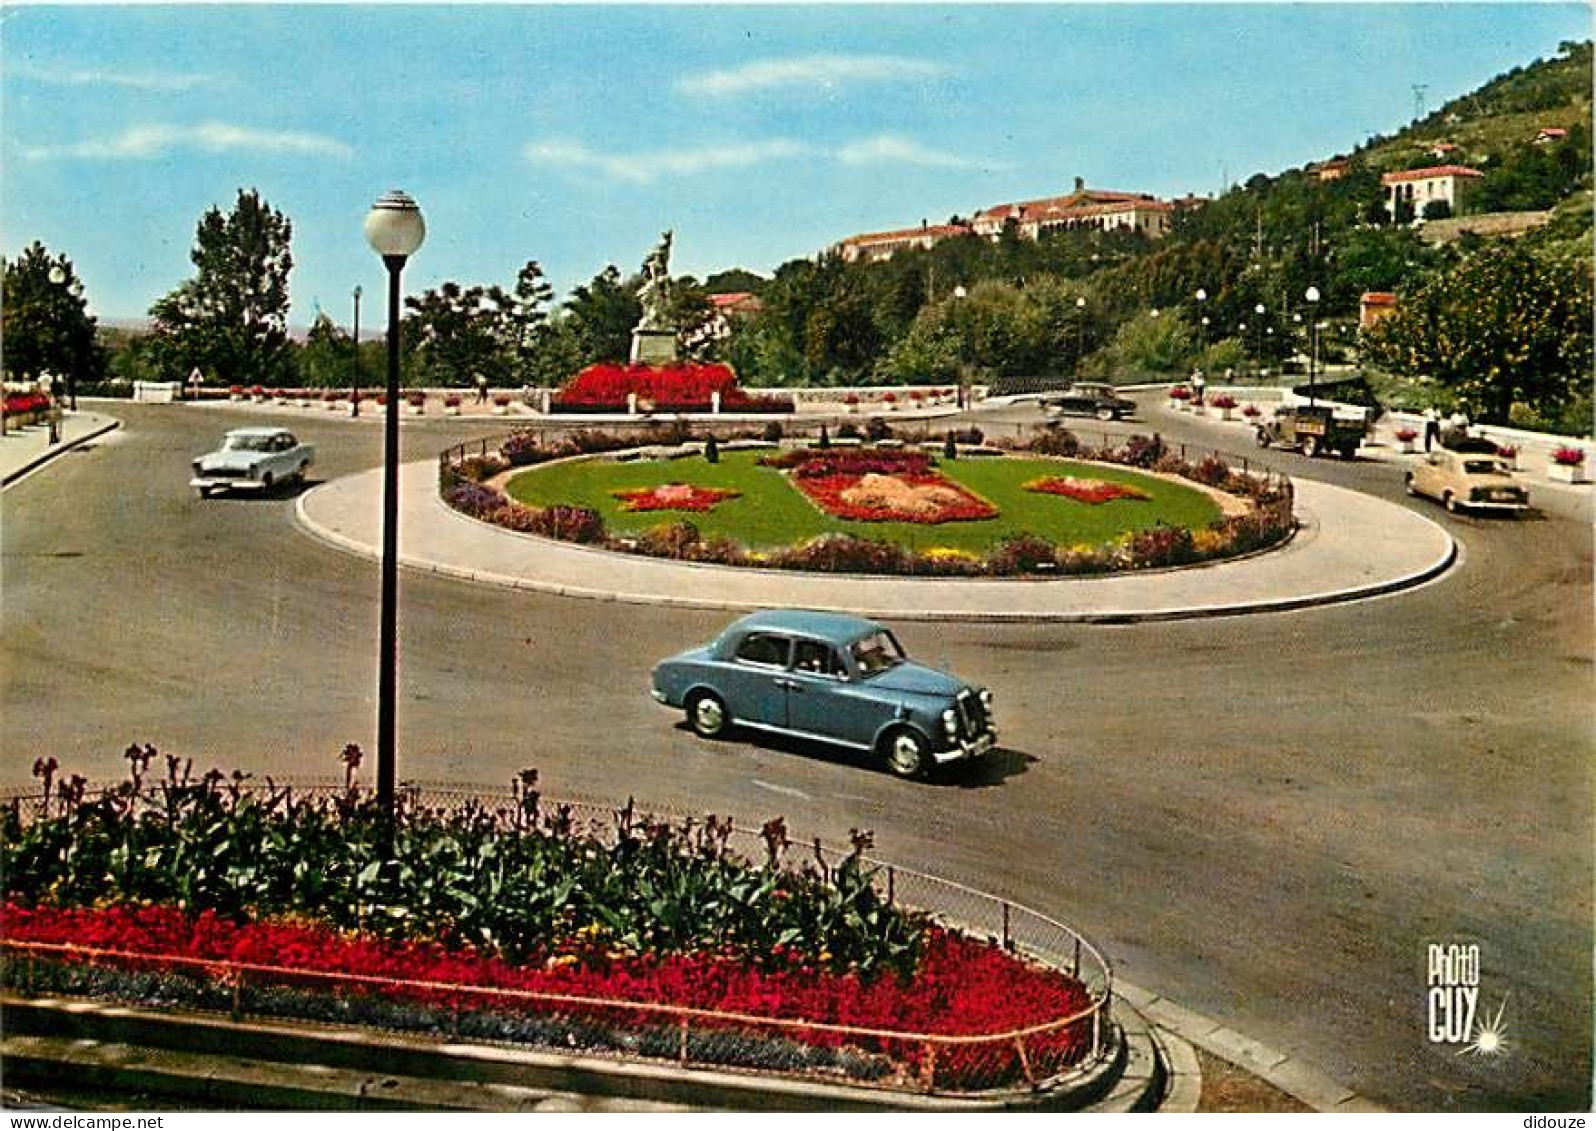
[475,374,490,405]
[47,395,63,445]
[1191,370,1206,406]
[1423,407,1441,453]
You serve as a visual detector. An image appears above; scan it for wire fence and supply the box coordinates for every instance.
[1,780,1113,1097]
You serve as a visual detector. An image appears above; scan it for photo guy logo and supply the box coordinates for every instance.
[1427,943,1508,1056]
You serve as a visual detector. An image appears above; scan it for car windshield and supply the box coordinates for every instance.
[1463,460,1502,475]
[222,434,277,453]
[850,631,906,675]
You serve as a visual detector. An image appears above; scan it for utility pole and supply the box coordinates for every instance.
[1411,83,1428,123]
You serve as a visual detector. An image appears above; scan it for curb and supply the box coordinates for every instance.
[294,482,1459,625]
[1116,981,1385,1113]
[1,416,121,488]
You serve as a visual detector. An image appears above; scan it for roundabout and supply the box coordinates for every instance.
[298,454,1456,622]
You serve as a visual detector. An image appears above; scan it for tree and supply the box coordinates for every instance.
[147,189,294,387]
[1,242,105,396]
[558,264,641,367]
[405,282,508,387]
[297,312,353,388]
[1363,244,1593,424]
[492,260,555,385]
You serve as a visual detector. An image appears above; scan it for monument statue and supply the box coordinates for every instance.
[630,230,679,364]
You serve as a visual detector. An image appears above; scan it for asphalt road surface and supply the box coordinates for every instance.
[3,398,1590,1111]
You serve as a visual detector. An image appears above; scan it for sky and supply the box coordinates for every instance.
[2,3,1590,327]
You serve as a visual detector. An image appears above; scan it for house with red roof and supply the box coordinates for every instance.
[1381,165,1483,222]
[971,178,1173,241]
[834,221,973,263]
[1534,127,1568,144]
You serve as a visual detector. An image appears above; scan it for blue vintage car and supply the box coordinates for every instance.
[651,609,996,778]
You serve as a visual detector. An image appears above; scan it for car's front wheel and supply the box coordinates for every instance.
[1095,407,1117,422]
[881,727,929,779]
[686,691,730,739]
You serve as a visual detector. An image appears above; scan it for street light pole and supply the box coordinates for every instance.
[364,190,426,827]
[351,286,363,417]
[1254,303,1266,378]
[1305,285,1321,405]
[1075,295,1087,374]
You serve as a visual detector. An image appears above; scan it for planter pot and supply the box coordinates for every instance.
[408,405,425,416]
[492,406,509,416]
[1397,439,1416,454]
[1213,407,1234,421]
[1167,399,1185,411]
[444,406,461,416]
[1549,463,1589,484]
[1498,454,1518,471]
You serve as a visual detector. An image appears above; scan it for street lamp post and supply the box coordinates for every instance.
[1193,288,1208,356]
[1304,286,1321,405]
[47,263,80,412]
[351,286,363,417]
[1074,295,1087,373]
[364,190,426,825]
[1254,303,1266,378]
[952,284,968,408]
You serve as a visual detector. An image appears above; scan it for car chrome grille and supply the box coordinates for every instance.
[200,467,249,479]
[956,691,992,738]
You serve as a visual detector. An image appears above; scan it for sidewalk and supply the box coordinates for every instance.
[296,460,1455,623]
[0,411,121,488]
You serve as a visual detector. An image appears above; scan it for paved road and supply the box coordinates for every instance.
[2,400,1590,1111]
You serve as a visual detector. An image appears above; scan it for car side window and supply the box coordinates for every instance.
[734,633,790,668]
[792,639,844,678]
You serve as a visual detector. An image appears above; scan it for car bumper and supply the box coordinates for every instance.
[933,730,997,764]
[1464,499,1530,512]
[190,476,267,491]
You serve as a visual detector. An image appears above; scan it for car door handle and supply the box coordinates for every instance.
[775,678,802,691]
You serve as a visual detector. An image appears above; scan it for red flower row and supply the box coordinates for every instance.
[2,902,1091,1043]
[761,449,933,479]
[612,484,741,513]
[1024,476,1149,505]
[3,393,50,417]
[556,363,737,406]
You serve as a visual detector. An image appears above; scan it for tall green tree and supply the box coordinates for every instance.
[490,260,555,385]
[557,264,642,366]
[1,242,106,394]
[405,281,508,387]
[1363,244,1593,424]
[147,189,294,387]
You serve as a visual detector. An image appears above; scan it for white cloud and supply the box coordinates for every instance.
[21,121,353,162]
[679,54,949,97]
[837,134,992,171]
[8,63,215,91]
[526,133,999,183]
[525,138,811,184]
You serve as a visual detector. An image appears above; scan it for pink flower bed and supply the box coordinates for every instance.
[1024,476,1150,505]
[612,483,742,513]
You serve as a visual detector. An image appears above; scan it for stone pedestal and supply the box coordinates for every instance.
[630,329,678,365]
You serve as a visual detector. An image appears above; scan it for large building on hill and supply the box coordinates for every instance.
[832,177,1178,263]
[834,222,974,263]
[972,178,1173,240]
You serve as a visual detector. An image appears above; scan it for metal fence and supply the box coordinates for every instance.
[1,781,1113,1097]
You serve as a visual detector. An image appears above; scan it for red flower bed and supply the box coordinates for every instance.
[3,902,1092,1076]
[612,483,741,513]
[3,392,50,417]
[764,448,995,524]
[1024,476,1149,505]
[554,363,792,413]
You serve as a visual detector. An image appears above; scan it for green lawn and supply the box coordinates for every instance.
[504,449,1221,553]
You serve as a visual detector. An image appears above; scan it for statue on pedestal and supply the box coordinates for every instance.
[631,231,680,365]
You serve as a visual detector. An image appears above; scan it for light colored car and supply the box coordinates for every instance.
[191,427,314,497]
[1405,448,1529,514]
[651,609,996,778]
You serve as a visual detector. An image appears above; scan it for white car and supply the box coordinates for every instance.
[191,427,314,497]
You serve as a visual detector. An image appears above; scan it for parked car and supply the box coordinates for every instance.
[651,610,996,778]
[1405,449,1529,514]
[190,427,314,497]
[1042,382,1136,421]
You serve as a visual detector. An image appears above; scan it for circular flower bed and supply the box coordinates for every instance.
[438,427,1294,576]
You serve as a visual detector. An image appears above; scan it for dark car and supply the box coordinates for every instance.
[651,610,996,778]
[1042,382,1136,421]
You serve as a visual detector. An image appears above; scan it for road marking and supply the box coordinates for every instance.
[750,779,809,800]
